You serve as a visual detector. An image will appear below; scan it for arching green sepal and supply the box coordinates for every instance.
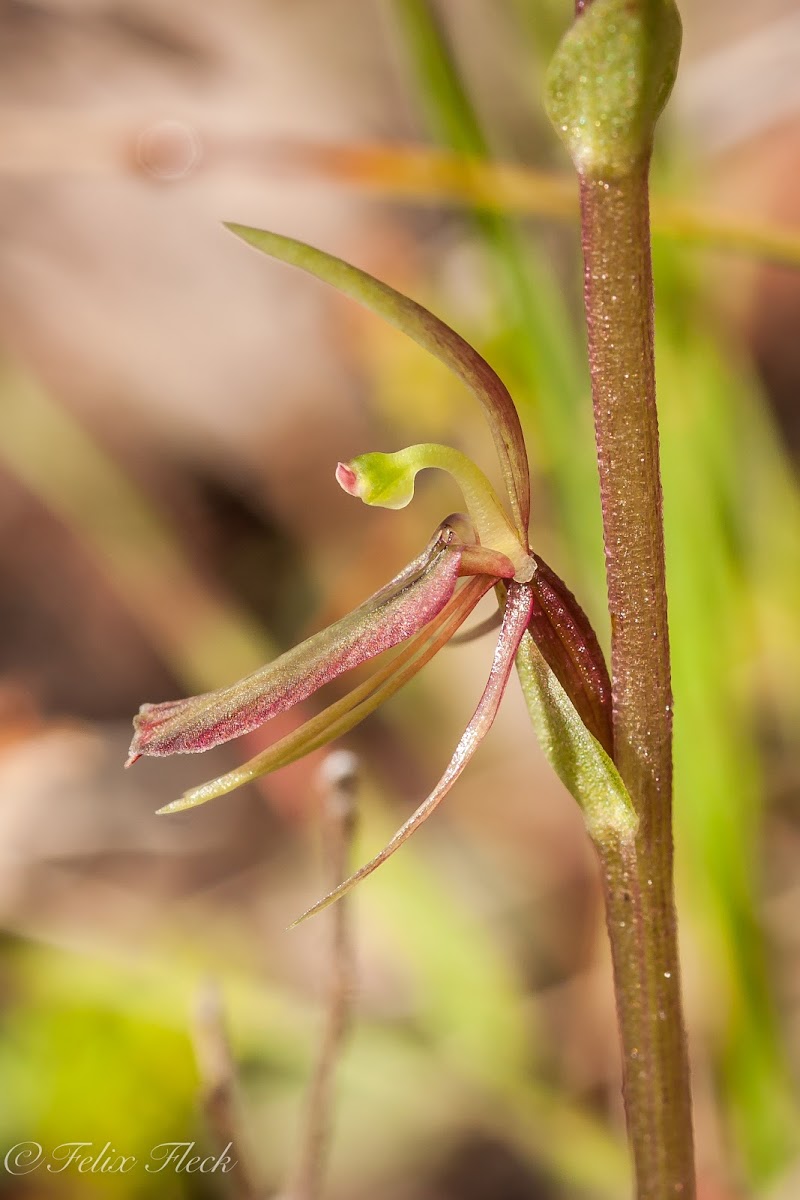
[225,223,531,537]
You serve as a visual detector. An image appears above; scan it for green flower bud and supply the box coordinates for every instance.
[544,0,682,177]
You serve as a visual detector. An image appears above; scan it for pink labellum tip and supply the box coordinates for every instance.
[335,462,359,496]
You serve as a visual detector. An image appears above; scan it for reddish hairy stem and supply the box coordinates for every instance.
[579,161,695,1196]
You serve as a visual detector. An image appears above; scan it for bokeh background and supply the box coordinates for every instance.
[0,1,798,1197]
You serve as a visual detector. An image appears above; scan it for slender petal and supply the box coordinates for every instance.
[290,582,534,924]
[128,530,464,761]
[157,576,494,813]
[225,223,531,538]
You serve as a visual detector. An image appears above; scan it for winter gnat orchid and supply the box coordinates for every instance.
[128,227,633,922]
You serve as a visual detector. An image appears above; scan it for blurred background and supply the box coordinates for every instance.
[0,1,798,1197]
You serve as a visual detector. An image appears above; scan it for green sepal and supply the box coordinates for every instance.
[515,630,637,846]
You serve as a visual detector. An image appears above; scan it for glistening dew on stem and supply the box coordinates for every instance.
[127,226,635,922]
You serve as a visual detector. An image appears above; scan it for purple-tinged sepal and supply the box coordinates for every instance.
[128,520,468,763]
[156,575,494,814]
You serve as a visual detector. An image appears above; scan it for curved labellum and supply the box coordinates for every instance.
[225,224,531,538]
[292,581,534,925]
[128,526,465,762]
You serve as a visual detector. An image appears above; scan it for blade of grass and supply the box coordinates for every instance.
[656,242,800,1182]
[274,140,800,271]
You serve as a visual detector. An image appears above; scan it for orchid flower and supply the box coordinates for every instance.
[128,227,636,922]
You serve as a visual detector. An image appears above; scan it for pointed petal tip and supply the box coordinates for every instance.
[155,798,185,815]
[124,752,141,769]
[287,886,342,929]
[224,222,268,253]
[335,461,359,496]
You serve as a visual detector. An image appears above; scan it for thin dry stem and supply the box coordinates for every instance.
[192,979,263,1200]
[282,751,359,1200]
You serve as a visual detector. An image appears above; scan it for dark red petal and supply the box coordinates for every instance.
[527,555,613,757]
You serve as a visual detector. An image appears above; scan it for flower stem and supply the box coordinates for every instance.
[543,0,695,1187]
[579,161,695,1198]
